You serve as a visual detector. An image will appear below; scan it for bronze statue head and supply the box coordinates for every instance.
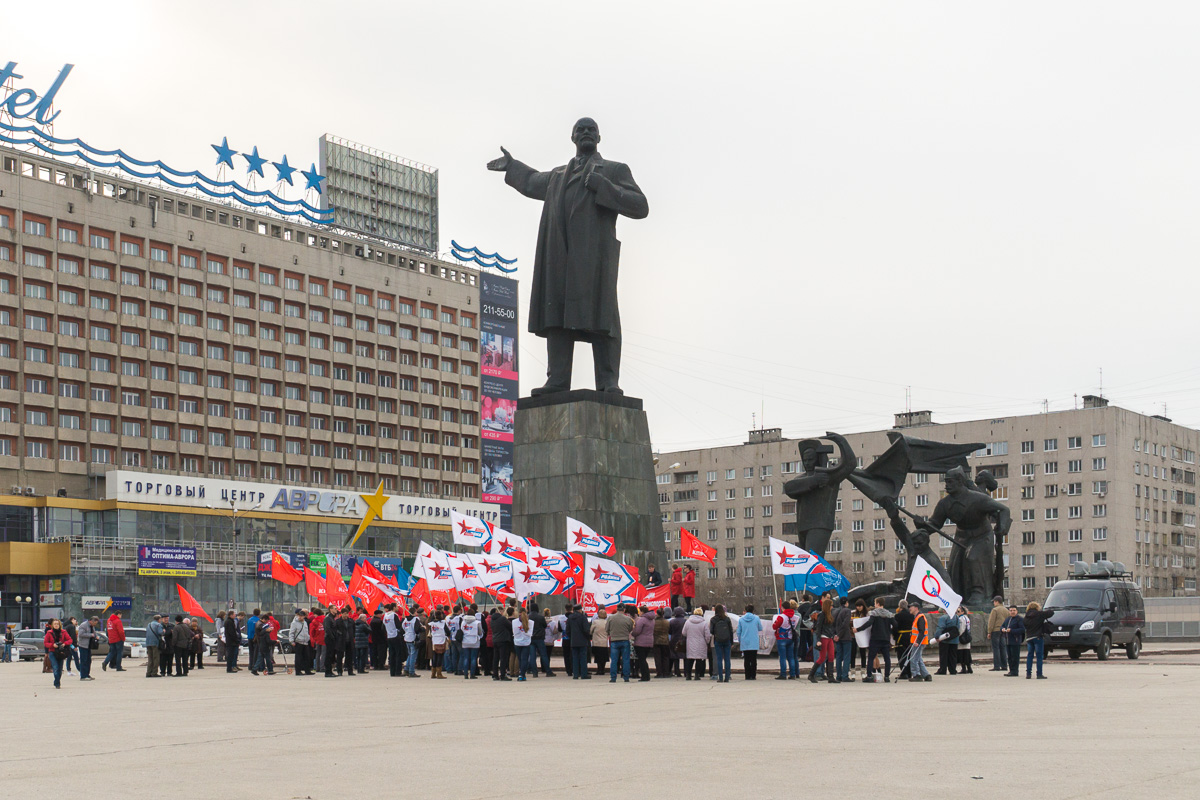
[571,118,600,154]
[945,466,968,494]
[798,438,834,473]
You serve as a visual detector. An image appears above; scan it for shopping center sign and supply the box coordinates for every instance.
[107,471,500,526]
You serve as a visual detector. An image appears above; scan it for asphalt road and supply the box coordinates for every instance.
[2,647,1197,800]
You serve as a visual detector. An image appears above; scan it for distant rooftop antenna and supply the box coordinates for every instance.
[905,386,911,414]
[1099,367,1103,398]
[1043,399,1049,413]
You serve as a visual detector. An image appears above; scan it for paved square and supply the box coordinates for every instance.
[2,650,1197,800]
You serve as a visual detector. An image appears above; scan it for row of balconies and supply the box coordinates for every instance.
[7,242,478,332]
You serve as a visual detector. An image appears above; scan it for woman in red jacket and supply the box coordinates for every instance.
[668,566,684,609]
[45,619,73,689]
[682,567,696,612]
[309,610,326,674]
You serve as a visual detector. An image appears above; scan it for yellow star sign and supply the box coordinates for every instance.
[346,481,388,549]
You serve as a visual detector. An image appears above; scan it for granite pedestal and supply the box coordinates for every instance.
[514,391,667,586]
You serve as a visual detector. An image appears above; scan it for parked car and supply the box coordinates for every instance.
[122,627,149,648]
[1043,560,1145,660]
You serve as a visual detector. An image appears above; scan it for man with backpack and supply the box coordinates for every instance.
[772,600,800,680]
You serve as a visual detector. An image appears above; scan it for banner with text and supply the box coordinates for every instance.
[480,274,518,527]
[137,546,197,577]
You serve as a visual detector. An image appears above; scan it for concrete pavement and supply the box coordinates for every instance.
[1,652,1197,800]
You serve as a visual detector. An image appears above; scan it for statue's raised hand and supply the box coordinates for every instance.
[486,147,512,171]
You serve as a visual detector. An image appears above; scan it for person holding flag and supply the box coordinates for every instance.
[906,602,932,682]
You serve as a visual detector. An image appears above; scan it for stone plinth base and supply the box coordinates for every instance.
[513,392,666,579]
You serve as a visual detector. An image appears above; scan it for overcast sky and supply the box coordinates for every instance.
[8,2,1200,451]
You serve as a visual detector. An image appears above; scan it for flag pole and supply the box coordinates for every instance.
[772,573,782,615]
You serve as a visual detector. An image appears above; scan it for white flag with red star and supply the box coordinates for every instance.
[768,536,818,576]
[565,516,616,558]
[416,541,456,591]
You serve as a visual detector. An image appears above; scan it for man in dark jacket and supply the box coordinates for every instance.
[224,612,242,673]
[531,610,551,677]
[171,615,192,676]
[368,610,386,671]
[1001,606,1025,677]
[864,600,895,683]
[1022,602,1055,679]
[567,605,591,679]
[338,609,355,676]
[668,607,687,677]
[252,616,274,675]
[490,608,513,681]
[324,610,341,677]
[832,598,854,683]
[893,600,915,680]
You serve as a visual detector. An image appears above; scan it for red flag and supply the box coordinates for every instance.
[410,578,433,613]
[347,563,366,599]
[175,584,213,623]
[304,567,329,603]
[360,559,390,585]
[326,563,354,610]
[680,527,717,565]
[270,551,304,586]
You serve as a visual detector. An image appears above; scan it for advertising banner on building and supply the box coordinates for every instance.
[106,471,500,526]
[137,545,197,577]
[480,274,518,524]
[80,596,133,613]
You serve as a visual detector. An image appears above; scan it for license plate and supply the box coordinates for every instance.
[1051,631,1070,637]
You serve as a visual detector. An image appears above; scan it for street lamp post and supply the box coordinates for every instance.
[15,595,32,629]
[205,499,260,611]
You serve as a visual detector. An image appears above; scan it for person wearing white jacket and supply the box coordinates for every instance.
[290,610,313,676]
[681,610,712,680]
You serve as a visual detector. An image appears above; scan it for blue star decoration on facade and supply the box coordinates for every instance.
[301,163,326,194]
[211,137,236,168]
[272,154,296,186]
[241,146,267,177]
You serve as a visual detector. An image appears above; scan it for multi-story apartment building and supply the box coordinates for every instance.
[657,397,1200,611]
[0,145,507,624]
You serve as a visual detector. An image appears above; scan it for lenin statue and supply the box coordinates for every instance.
[488,118,648,396]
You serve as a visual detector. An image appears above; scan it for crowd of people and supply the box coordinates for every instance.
[31,590,1058,689]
